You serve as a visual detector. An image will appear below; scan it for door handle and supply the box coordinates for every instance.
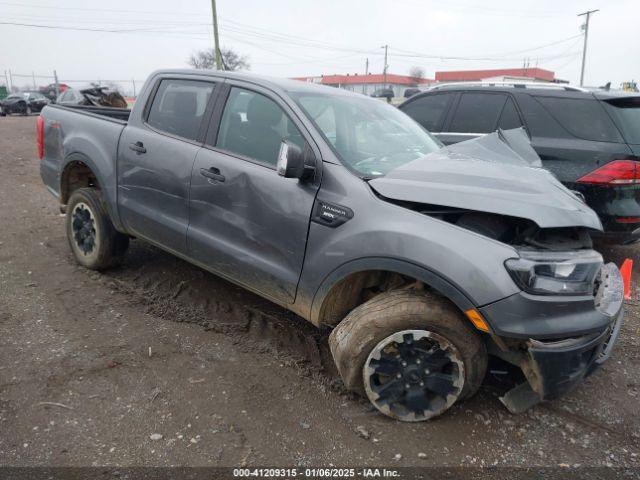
[129,141,146,154]
[200,167,225,182]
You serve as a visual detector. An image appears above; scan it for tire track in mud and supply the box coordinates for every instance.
[86,241,343,393]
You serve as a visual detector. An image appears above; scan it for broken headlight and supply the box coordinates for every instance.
[505,250,603,296]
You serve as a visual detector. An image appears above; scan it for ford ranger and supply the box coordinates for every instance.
[38,69,628,421]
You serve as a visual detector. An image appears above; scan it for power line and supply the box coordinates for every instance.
[0,1,206,17]
[0,18,588,65]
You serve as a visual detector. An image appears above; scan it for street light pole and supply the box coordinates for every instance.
[578,9,598,87]
[211,0,223,70]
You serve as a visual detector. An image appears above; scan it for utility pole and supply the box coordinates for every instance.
[53,70,59,100]
[365,58,369,75]
[381,45,389,87]
[32,71,36,89]
[4,70,9,90]
[8,69,13,92]
[132,79,137,97]
[211,0,223,70]
[578,9,598,87]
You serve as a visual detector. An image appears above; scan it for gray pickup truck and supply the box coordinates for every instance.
[39,69,627,421]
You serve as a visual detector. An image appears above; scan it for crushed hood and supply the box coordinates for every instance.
[369,129,602,230]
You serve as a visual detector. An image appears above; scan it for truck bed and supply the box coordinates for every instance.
[50,104,131,123]
[39,103,128,222]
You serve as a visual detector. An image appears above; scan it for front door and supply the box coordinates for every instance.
[187,84,320,303]
[118,78,217,254]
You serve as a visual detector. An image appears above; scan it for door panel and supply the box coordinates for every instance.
[187,85,319,303]
[118,128,201,254]
[117,78,217,254]
[188,148,318,303]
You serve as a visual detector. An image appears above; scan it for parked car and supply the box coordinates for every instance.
[0,91,49,115]
[403,87,421,98]
[38,70,626,421]
[399,82,640,245]
[57,86,128,108]
[371,88,394,102]
[55,87,86,106]
[40,83,69,102]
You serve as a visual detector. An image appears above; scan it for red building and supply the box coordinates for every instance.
[294,73,434,97]
[435,68,556,83]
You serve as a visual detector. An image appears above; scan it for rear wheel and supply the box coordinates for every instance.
[66,188,129,270]
[329,290,487,421]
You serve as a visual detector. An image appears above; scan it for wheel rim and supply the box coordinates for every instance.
[71,202,97,255]
[363,329,465,421]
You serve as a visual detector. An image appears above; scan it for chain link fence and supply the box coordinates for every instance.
[1,70,144,99]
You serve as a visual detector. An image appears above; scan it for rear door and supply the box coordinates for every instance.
[187,82,321,304]
[117,77,218,255]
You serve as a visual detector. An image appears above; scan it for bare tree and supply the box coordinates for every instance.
[409,66,425,79]
[188,47,250,71]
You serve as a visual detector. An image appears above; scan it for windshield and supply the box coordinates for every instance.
[604,97,640,144]
[292,92,442,177]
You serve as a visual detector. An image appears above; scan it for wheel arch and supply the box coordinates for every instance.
[59,152,122,231]
[60,153,103,205]
[310,257,477,328]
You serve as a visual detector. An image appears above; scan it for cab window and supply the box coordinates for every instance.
[146,79,215,141]
[216,87,304,167]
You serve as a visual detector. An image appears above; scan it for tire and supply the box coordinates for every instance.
[329,289,487,421]
[65,188,129,270]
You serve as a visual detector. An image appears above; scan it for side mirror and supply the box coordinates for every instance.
[277,141,315,180]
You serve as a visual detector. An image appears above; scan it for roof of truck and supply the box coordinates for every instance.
[150,69,360,97]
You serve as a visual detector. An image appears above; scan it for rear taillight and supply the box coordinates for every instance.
[37,115,44,160]
[577,160,640,185]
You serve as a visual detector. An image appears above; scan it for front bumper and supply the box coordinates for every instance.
[488,262,625,411]
[524,307,623,400]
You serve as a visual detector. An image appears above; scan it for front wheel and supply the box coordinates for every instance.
[329,290,487,421]
[66,188,129,270]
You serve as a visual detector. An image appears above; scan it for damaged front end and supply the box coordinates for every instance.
[494,262,625,413]
[368,128,628,413]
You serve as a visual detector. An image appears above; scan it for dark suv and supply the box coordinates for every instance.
[399,83,640,244]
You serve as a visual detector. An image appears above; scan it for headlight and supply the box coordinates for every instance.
[505,250,603,296]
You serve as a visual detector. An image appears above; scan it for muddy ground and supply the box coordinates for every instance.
[0,115,639,469]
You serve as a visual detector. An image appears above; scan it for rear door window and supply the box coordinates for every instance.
[498,97,523,130]
[449,92,507,133]
[146,79,215,141]
[400,93,454,132]
[535,96,623,143]
[602,97,640,144]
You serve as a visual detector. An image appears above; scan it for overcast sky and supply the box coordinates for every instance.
[1,0,638,94]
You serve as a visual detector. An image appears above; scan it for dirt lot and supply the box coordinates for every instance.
[0,115,639,469]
